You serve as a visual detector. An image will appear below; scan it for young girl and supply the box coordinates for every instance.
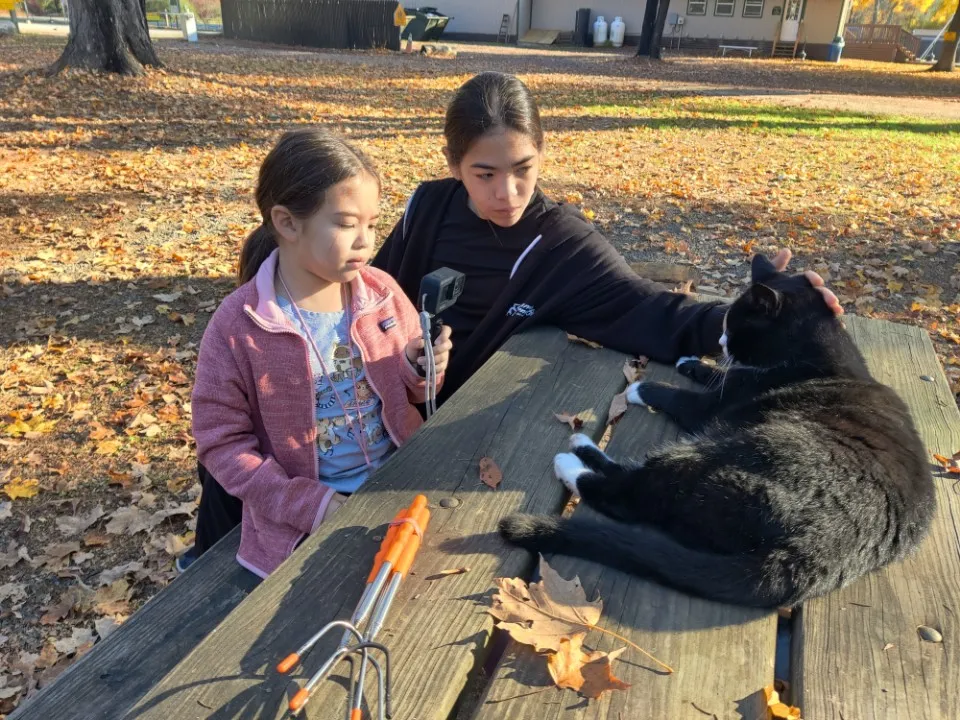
[374,71,842,402]
[188,129,452,578]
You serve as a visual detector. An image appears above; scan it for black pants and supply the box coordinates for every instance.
[194,463,243,556]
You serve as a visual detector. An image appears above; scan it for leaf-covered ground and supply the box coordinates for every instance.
[1,34,958,713]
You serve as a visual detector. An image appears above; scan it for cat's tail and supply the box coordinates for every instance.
[499,513,797,608]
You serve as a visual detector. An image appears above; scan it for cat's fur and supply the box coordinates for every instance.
[500,255,935,608]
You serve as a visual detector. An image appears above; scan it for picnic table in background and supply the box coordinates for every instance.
[11,317,959,720]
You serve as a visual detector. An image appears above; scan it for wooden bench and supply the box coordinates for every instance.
[719,44,759,57]
[25,319,959,719]
[9,526,259,720]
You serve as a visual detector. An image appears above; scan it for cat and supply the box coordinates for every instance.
[499,254,935,608]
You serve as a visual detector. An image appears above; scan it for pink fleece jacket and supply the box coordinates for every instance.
[192,249,441,578]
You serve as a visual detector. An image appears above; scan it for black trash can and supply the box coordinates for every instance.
[403,6,452,41]
[575,8,591,47]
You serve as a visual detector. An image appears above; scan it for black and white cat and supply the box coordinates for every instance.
[500,254,935,608]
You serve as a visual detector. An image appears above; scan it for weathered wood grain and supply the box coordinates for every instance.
[11,527,256,720]
[472,356,776,720]
[793,317,960,720]
[126,327,628,720]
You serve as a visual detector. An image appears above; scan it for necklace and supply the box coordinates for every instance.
[277,270,372,467]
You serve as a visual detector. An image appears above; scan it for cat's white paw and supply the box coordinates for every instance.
[676,356,700,369]
[626,382,645,406]
[554,452,588,495]
[569,433,597,450]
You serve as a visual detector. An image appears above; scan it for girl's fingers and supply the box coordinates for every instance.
[771,248,792,272]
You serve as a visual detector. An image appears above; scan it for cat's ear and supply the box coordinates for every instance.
[751,254,778,283]
[747,283,782,316]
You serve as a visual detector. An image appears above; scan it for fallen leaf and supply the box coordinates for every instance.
[56,505,105,537]
[94,579,132,615]
[489,555,602,653]
[547,634,590,691]
[152,291,182,303]
[579,646,630,699]
[0,500,11,520]
[105,506,154,535]
[607,391,628,426]
[54,627,96,656]
[95,616,122,641]
[566,334,602,349]
[555,412,585,431]
[763,684,803,720]
[97,561,144,587]
[622,357,648,384]
[433,567,470,577]
[0,541,26,570]
[83,531,112,547]
[164,533,191,558]
[0,582,28,605]
[479,457,502,489]
[95,440,122,456]
[2,477,40,500]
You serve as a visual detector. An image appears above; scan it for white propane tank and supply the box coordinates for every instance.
[593,15,608,45]
[610,16,626,47]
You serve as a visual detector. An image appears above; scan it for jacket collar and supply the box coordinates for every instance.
[244,249,390,332]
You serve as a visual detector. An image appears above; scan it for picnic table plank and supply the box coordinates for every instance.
[472,355,776,720]
[793,317,960,720]
[10,526,257,720]
[127,327,628,720]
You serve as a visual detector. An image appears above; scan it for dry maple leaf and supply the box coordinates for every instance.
[489,556,673,674]
[580,645,630,699]
[764,684,802,720]
[479,457,502,489]
[555,412,585,431]
[489,555,603,653]
[546,633,630,699]
[607,391,628,426]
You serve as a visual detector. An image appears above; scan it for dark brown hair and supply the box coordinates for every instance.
[443,72,544,166]
[237,128,380,285]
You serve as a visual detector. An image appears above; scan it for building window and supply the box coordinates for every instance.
[687,0,707,14]
[743,0,764,17]
[715,0,735,16]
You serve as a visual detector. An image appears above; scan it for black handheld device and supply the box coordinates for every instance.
[418,267,465,339]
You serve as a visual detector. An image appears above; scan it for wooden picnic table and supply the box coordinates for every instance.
[13,317,958,720]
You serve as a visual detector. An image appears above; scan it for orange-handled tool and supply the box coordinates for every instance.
[351,505,430,718]
[277,496,426,676]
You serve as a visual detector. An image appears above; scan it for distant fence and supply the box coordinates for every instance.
[220,0,400,50]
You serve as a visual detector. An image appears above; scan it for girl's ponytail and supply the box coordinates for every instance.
[237,223,277,286]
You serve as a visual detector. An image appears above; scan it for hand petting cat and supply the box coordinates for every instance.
[770,248,844,316]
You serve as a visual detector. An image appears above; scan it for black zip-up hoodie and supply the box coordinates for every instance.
[373,178,726,401]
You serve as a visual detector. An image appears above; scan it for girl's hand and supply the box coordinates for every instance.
[771,248,844,316]
[321,492,349,523]
[405,325,454,375]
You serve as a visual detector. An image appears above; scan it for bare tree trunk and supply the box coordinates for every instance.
[636,0,661,56]
[49,0,162,76]
[649,0,673,60]
[931,1,960,72]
